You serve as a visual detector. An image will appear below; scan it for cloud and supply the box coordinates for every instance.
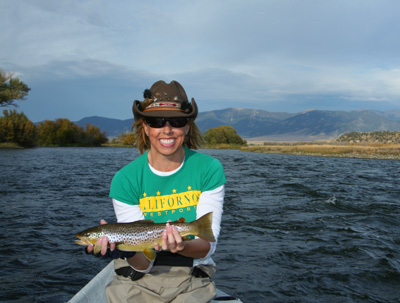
[2,0,400,121]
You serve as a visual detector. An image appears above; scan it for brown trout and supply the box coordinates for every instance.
[75,212,215,261]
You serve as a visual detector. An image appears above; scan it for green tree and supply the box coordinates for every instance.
[84,123,108,146]
[36,119,108,146]
[36,120,58,145]
[36,119,77,146]
[0,69,31,107]
[0,109,35,147]
[111,132,136,146]
[55,118,78,145]
[203,125,246,145]
[122,133,135,145]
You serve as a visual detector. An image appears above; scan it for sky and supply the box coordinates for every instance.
[1,0,400,122]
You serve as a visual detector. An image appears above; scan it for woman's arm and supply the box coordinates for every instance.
[112,199,144,223]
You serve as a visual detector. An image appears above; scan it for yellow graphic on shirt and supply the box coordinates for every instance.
[139,189,201,214]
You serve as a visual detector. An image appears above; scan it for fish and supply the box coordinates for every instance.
[75,212,215,261]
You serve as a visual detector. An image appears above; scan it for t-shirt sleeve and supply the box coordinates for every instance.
[109,170,139,205]
[202,158,226,192]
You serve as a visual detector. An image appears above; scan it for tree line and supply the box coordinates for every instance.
[0,109,108,147]
[1,68,246,147]
[1,69,108,147]
[110,125,246,147]
[1,108,247,148]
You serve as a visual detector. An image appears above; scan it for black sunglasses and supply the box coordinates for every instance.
[145,117,189,128]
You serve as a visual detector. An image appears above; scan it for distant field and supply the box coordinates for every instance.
[241,142,400,160]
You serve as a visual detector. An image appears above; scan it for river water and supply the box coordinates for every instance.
[0,147,399,303]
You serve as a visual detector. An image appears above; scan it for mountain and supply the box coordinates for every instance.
[76,116,134,138]
[75,109,400,141]
[196,108,295,137]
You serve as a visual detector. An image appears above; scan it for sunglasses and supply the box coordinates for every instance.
[145,117,189,128]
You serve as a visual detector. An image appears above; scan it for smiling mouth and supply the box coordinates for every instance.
[160,139,175,145]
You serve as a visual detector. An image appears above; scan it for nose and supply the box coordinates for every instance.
[162,121,173,133]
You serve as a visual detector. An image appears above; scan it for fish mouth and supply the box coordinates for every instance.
[75,235,92,246]
[75,239,88,245]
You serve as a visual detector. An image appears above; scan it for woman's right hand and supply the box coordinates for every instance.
[86,219,116,255]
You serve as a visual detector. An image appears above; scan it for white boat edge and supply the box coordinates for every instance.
[67,261,243,303]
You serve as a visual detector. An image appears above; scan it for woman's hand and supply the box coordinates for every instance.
[86,219,116,255]
[154,222,185,253]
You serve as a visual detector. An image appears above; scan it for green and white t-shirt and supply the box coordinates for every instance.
[109,147,226,224]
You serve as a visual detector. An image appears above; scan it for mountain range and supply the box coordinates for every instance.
[75,108,400,141]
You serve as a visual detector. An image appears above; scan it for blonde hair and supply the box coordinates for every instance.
[132,118,204,154]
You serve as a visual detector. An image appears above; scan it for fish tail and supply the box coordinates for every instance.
[193,212,215,242]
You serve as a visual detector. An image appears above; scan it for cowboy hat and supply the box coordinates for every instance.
[132,80,198,119]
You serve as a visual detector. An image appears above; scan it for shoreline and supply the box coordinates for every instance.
[3,142,399,160]
[240,142,400,160]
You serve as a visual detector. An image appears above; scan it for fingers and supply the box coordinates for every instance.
[171,226,183,247]
[160,223,184,253]
[98,236,109,255]
[98,220,110,254]
[86,244,93,253]
[154,243,161,251]
[86,220,110,255]
[86,236,112,255]
[109,241,116,251]
[161,228,169,251]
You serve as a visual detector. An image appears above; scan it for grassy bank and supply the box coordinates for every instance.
[202,143,244,149]
[101,142,400,160]
[241,142,400,160]
[0,142,25,149]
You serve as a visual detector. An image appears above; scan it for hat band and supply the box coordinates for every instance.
[143,107,184,112]
[145,101,182,110]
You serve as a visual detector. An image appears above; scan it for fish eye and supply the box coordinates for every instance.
[84,233,90,237]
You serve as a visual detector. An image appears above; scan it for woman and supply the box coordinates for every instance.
[88,80,226,303]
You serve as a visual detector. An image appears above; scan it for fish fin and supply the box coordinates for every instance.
[116,244,137,251]
[93,244,101,255]
[143,249,156,261]
[194,212,216,242]
[174,217,186,223]
[75,240,87,246]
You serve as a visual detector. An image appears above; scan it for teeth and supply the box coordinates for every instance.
[160,139,175,144]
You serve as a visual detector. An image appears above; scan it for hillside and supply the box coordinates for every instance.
[76,116,134,138]
[75,108,400,141]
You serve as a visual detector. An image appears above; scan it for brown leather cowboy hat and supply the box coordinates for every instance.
[132,80,198,119]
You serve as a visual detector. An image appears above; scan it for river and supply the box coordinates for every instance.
[0,147,399,302]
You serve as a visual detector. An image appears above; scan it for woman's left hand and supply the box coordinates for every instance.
[154,222,185,253]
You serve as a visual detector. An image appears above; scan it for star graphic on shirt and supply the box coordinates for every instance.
[172,189,177,194]
[157,191,161,196]
[143,193,147,197]
[187,186,192,190]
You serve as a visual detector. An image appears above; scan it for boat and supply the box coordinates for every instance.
[67,261,243,303]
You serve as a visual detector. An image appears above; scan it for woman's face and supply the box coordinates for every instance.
[143,118,190,159]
